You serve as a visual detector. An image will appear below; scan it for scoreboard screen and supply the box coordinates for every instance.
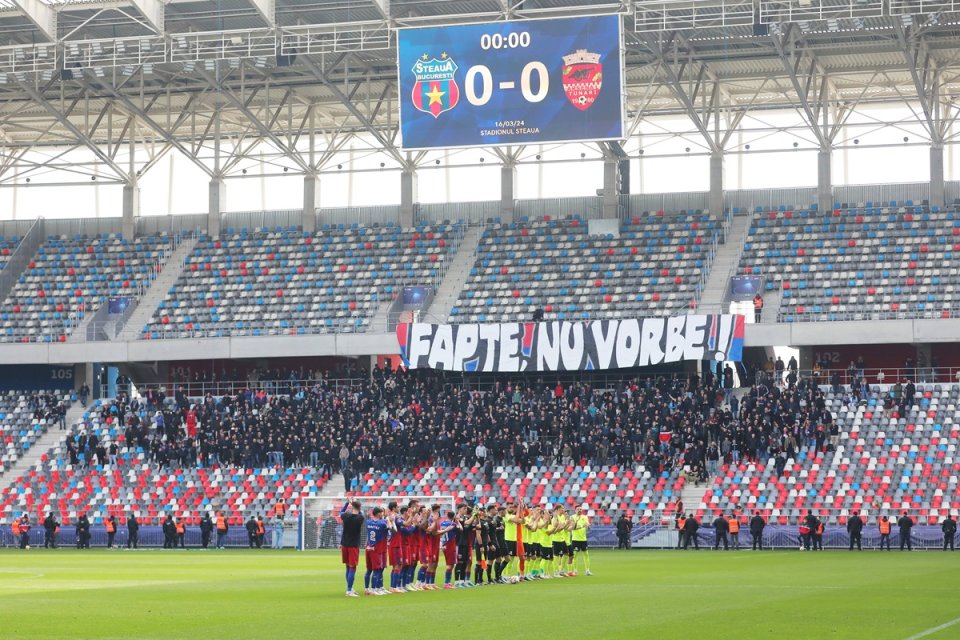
[397,15,624,150]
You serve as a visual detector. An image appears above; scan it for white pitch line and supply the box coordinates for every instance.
[904,616,960,640]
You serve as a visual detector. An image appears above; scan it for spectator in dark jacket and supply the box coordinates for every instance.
[942,514,957,551]
[847,511,864,551]
[682,515,700,550]
[712,515,729,550]
[616,513,632,550]
[750,511,766,550]
[127,513,139,549]
[898,511,914,550]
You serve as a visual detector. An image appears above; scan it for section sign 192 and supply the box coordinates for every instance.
[397,15,624,150]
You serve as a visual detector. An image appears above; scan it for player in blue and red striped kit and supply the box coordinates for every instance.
[440,511,462,589]
[387,501,414,593]
[363,507,391,596]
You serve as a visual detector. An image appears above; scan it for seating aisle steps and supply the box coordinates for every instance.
[114,236,199,339]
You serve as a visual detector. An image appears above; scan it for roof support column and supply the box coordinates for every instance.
[122,184,140,241]
[710,151,724,217]
[303,173,320,233]
[209,179,225,238]
[818,149,833,214]
[400,162,418,227]
[603,158,620,220]
[123,119,139,241]
[501,161,517,223]
[930,143,945,208]
[896,24,958,207]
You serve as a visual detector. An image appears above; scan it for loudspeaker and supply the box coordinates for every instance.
[618,159,630,195]
[276,46,297,67]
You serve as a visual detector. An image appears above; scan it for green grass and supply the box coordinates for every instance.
[1,549,958,639]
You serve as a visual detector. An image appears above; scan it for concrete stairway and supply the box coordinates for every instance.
[367,299,397,333]
[0,401,87,492]
[113,236,198,339]
[697,213,754,314]
[761,286,782,323]
[67,310,101,343]
[679,483,710,515]
[426,225,484,321]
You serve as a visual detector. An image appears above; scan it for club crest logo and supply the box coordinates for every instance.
[561,49,603,111]
[411,53,460,118]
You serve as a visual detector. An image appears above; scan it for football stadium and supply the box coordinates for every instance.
[1,0,960,638]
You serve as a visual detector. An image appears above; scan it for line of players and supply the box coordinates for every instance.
[339,498,592,597]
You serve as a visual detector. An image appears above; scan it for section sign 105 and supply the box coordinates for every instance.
[397,15,624,150]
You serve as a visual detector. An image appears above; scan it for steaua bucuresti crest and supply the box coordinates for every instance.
[411,53,460,118]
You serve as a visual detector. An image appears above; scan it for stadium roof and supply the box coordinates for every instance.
[0,0,957,183]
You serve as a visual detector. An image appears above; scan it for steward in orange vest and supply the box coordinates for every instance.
[215,514,228,550]
[878,516,892,551]
[175,519,186,548]
[274,499,287,520]
[728,515,741,550]
[256,516,266,548]
[676,515,687,549]
[105,516,117,548]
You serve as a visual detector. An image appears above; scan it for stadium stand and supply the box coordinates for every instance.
[692,378,960,527]
[0,368,719,526]
[0,235,21,271]
[0,390,70,478]
[141,223,464,338]
[0,233,178,343]
[449,212,721,323]
[741,202,960,321]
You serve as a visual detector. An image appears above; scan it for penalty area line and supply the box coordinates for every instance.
[904,616,960,640]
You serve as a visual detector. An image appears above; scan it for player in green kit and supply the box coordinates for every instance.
[503,502,520,579]
[571,504,592,576]
[550,506,571,578]
[537,507,554,579]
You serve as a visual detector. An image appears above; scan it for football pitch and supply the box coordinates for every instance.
[1,549,958,640]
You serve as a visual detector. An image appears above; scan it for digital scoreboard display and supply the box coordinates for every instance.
[397,15,624,150]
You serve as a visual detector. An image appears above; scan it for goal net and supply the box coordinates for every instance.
[298,494,457,551]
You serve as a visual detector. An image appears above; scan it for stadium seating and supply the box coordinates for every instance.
[0,390,70,477]
[449,212,720,323]
[0,459,325,528]
[141,223,463,338]
[0,401,327,526]
[693,385,960,525]
[0,233,177,343]
[350,463,682,525]
[0,235,21,271]
[741,202,960,321]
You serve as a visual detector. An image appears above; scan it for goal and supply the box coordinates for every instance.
[298,494,457,550]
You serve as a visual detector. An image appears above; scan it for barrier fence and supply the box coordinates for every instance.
[3,523,957,550]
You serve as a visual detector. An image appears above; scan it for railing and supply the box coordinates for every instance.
[691,210,730,311]
[754,366,960,386]
[776,301,960,323]
[130,376,369,399]
[0,217,45,308]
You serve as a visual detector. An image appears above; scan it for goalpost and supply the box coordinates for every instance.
[298,494,458,551]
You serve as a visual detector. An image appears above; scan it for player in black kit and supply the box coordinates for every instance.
[473,506,496,585]
[454,504,476,587]
[492,505,509,583]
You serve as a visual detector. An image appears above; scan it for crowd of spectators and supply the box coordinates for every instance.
[66,355,919,486]
[62,364,750,482]
[27,392,69,431]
